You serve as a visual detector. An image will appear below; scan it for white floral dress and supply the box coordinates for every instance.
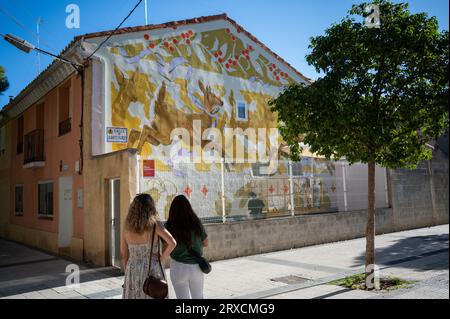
[122,242,166,299]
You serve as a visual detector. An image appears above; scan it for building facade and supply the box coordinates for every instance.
[1,14,446,267]
[0,14,314,266]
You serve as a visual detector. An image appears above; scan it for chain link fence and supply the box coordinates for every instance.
[137,157,389,223]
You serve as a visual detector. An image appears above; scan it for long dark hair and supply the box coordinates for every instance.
[125,194,158,234]
[166,195,203,248]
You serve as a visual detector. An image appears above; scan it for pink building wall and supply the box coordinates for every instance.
[8,74,84,242]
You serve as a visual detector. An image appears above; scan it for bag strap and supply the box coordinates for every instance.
[148,223,166,280]
[147,224,156,275]
[156,236,166,280]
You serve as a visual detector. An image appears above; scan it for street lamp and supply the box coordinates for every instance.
[2,33,84,73]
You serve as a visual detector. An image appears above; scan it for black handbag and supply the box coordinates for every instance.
[143,225,168,299]
[189,248,212,274]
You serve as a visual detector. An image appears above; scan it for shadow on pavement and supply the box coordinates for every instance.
[0,239,122,297]
[352,233,449,271]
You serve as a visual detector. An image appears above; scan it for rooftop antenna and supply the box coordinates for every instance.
[144,0,148,25]
[36,16,43,74]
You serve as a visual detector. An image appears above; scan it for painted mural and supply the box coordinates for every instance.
[92,18,339,219]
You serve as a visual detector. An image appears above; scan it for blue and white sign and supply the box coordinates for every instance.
[106,127,128,143]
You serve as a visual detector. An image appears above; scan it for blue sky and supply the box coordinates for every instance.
[0,0,448,108]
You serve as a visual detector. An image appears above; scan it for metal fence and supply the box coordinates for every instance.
[137,157,389,223]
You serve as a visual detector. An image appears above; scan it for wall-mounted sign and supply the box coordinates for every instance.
[106,127,128,143]
[143,160,155,178]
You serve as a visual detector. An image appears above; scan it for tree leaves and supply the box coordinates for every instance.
[270,0,449,169]
[0,66,9,95]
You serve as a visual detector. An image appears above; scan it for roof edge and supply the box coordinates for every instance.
[2,13,313,119]
[76,13,312,83]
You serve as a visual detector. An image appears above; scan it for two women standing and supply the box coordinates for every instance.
[121,194,208,299]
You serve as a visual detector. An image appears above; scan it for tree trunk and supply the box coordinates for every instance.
[365,161,376,289]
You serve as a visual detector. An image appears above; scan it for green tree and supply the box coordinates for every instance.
[0,66,9,95]
[270,0,448,288]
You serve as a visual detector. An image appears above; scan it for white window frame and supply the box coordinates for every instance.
[236,101,249,122]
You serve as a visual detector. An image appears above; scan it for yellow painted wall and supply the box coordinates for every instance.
[83,66,138,266]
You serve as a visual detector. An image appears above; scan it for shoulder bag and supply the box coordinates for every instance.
[189,248,212,274]
[143,224,168,299]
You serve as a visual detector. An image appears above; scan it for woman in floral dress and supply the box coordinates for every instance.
[121,194,177,299]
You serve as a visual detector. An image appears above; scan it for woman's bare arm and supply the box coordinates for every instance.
[203,239,209,247]
[120,229,129,272]
[156,223,177,262]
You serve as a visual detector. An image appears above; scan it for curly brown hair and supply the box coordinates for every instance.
[125,194,159,234]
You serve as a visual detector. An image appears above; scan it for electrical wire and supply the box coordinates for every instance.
[0,4,56,51]
[86,0,144,61]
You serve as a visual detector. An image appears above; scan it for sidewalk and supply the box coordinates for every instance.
[0,225,448,299]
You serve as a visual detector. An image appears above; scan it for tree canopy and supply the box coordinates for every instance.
[270,0,449,169]
[0,66,9,95]
[270,0,449,286]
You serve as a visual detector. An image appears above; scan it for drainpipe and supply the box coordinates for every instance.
[78,67,85,175]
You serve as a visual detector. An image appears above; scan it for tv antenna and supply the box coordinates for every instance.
[36,17,43,73]
[144,0,148,25]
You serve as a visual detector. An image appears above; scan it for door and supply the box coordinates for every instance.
[109,179,121,268]
[58,176,73,248]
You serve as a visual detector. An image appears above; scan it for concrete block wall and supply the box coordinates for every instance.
[204,208,394,262]
[389,148,449,231]
[204,149,448,262]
